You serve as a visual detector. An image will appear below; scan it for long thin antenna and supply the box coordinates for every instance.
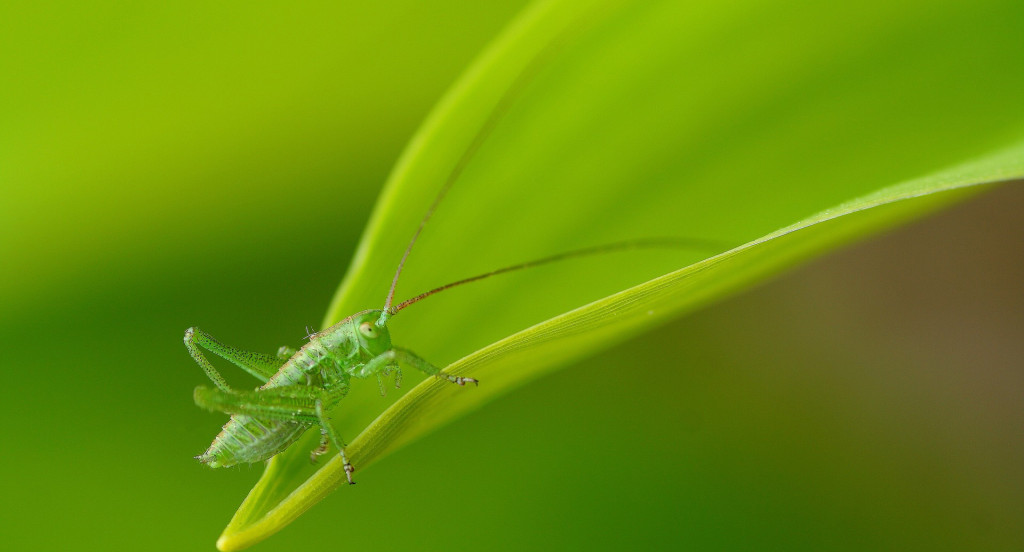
[378,22,581,328]
[387,237,728,316]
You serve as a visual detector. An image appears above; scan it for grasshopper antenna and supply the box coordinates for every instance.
[378,53,542,326]
[378,179,452,327]
[378,14,632,327]
[387,237,729,316]
[377,13,565,328]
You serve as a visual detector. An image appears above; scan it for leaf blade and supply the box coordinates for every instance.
[218,0,1024,547]
[221,145,1022,549]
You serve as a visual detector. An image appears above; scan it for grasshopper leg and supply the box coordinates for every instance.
[193,385,320,421]
[361,347,478,387]
[194,384,356,482]
[315,399,355,484]
[185,327,284,388]
[310,430,330,463]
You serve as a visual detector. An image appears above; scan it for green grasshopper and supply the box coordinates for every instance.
[187,306,470,484]
[185,178,478,484]
[186,206,698,484]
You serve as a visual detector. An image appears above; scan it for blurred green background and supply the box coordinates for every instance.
[1,1,1021,550]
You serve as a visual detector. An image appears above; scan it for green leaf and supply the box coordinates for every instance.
[216,0,1024,549]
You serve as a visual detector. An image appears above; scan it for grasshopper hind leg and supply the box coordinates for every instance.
[185,327,284,389]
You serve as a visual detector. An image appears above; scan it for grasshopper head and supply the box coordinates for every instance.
[354,310,392,357]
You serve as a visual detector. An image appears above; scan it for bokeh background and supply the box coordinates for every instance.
[1,1,1021,550]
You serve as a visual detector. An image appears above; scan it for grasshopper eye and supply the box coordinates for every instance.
[359,322,377,338]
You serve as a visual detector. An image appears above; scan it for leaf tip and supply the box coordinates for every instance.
[216,532,249,552]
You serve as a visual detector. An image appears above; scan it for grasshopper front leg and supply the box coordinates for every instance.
[360,347,478,386]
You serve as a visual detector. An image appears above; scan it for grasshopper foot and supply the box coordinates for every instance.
[437,374,479,386]
[344,461,356,485]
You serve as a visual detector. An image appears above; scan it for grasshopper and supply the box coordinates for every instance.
[187,307,472,484]
[185,176,478,484]
[186,207,698,484]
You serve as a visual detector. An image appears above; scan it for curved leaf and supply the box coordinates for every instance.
[216,0,1024,549]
